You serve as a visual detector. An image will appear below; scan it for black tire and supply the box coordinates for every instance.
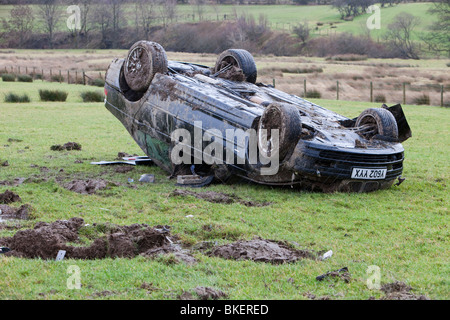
[258,103,302,161]
[355,108,399,140]
[214,49,257,84]
[124,41,168,92]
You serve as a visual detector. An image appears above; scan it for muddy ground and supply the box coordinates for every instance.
[50,142,82,151]
[170,189,271,207]
[209,238,315,264]
[379,281,429,300]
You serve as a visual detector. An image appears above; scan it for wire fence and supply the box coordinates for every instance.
[2,64,448,107]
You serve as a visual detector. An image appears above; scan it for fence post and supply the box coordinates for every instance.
[273,79,276,88]
[370,81,373,103]
[26,67,28,74]
[336,81,339,100]
[18,66,20,74]
[59,70,62,83]
[99,71,102,79]
[82,70,86,85]
[33,67,36,80]
[41,69,44,81]
[75,71,78,84]
[304,79,307,97]
[441,85,444,107]
[67,70,70,84]
[50,68,52,78]
[403,82,406,105]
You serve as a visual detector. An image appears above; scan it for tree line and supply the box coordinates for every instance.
[0,0,448,58]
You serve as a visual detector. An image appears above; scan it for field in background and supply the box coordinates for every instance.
[0,3,435,40]
[1,49,448,106]
[0,80,449,300]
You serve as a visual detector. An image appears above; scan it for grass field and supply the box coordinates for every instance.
[0,3,436,40]
[0,80,448,300]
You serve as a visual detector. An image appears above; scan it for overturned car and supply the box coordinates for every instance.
[104,41,411,192]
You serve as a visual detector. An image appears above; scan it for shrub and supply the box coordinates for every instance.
[2,74,16,82]
[4,93,30,103]
[38,89,68,102]
[327,54,368,61]
[305,89,322,99]
[374,94,387,103]
[281,67,323,74]
[34,74,44,80]
[413,94,430,105]
[17,74,33,82]
[444,101,450,108]
[91,78,105,87]
[51,74,64,82]
[81,91,104,102]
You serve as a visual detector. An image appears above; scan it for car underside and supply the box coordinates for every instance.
[104,41,411,192]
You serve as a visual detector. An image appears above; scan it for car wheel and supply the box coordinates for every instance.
[355,108,399,140]
[214,49,257,84]
[258,103,302,161]
[124,41,168,92]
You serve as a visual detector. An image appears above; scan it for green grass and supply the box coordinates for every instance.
[0,82,448,300]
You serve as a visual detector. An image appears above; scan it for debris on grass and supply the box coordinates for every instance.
[316,267,351,283]
[50,142,82,151]
[1,161,9,167]
[209,238,315,264]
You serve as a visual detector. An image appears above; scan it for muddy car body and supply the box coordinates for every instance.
[104,41,411,192]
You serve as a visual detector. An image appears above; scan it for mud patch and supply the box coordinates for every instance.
[0,204,31,220]
[217,66,245,82]
[179,287,227,300]
[209,238,314,264]
[50,142,82,151]
[0,218,178,260]
[64,179,118,194]
[0,190,21,204]
[380,281,429,300]
[114,166,135,174]
[1,160,9,167]
[0,178,26,187]
[170,189,270,207]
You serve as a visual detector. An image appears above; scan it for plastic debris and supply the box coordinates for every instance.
[139,174,155,183]
[321,250,333,260]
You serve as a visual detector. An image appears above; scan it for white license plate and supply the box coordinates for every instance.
[351,168,387,180]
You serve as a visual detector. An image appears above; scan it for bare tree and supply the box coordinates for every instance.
[39,0,62,49]
[423,0,450,57]
[191,0,206,21]
[79,0,93,36]
[385,12,421,59]
[159,0,177,27]
[3,5,34,47]
[136,0,157,39]
[293,21,310,44]
[92,1,112,48]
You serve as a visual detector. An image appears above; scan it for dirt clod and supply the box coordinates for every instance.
[170,189,270,207]
[380,281,429,300]
[0,190,21,204]
[1,161,9,167]
[209,238,314,264]
[194,286,227,300]
[50,142,82,151]
[0,218,177,260]
[0,178,26,187]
